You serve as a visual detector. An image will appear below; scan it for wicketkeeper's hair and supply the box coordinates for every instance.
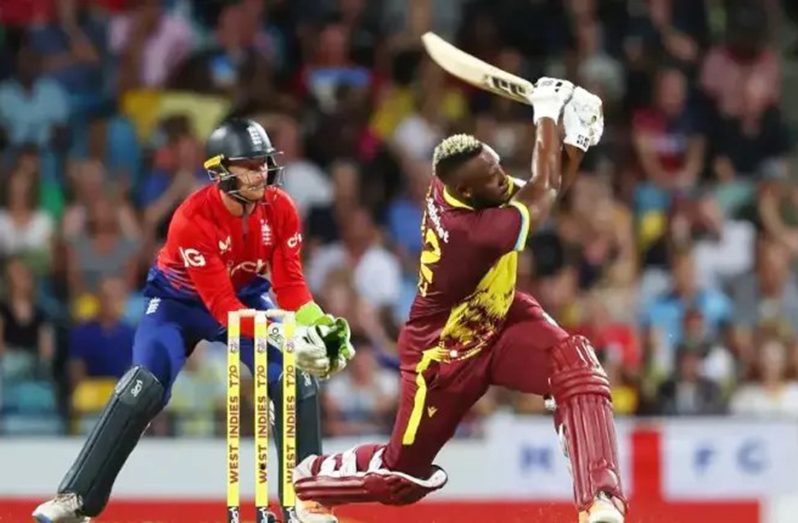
[432,134,484,181]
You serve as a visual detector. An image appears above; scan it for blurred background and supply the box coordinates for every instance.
[1,0,798,521]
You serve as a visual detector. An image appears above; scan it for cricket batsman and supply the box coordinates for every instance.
[290,79,627,523]
[33,119,354,523]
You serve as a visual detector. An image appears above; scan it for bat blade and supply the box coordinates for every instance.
[421,31,534,106]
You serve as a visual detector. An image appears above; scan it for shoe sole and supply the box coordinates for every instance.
[589,509,624,523]
[32,513,87,523]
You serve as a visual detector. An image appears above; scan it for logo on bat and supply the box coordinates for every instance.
[485,75,527,99]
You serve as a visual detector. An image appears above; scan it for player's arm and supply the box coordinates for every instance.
[271,192,355,377]
[514,81,601,223]
[513,116,562,225]
[174,220,257,335]
[512,78,573,225]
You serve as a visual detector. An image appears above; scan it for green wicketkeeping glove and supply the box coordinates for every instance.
[296,302,356,378]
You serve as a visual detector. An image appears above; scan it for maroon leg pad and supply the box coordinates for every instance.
[294,444,447,507]
[549,335,626,512]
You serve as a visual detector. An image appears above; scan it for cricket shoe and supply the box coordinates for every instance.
[294,498,337,523]
[32,492,91,523]
[578,492,625,523]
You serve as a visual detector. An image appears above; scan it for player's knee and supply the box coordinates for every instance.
[131,337,180,396]
[114,366,167,412]
[549,335,610,401]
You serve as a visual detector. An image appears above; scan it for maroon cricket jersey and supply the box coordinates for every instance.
[402,178,531,361]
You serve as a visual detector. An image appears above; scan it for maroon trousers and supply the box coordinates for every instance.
[382,293,567,477]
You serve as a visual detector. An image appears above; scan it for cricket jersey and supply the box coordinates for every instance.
[403,177,531,361]
[143,185,312,336]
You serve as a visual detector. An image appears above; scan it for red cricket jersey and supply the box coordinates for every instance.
[402,177,531,361]
[144,185,312,336]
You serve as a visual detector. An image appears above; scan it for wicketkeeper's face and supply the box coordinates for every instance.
[456,148,511,209]
[228,159,270,200]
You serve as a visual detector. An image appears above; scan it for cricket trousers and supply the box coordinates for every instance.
[382,292,568,478]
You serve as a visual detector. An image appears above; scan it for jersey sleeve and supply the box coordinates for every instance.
[171,216,256,336]
[270,191,313,310]
[466,201,531,256]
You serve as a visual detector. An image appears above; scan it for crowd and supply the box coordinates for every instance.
[1,0,798,439]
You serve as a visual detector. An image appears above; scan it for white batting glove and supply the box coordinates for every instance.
[563,86,604,151]
[528,77,574,124]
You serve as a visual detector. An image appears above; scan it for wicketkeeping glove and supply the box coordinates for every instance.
[295,302,356,379]
[315,318,356,378]
[527,77,575,124]
[563,86,604,151]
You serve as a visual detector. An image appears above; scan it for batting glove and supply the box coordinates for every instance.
[528,77,574,124]
[563,86,604,151]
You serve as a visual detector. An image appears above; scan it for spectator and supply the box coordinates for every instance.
[691,192,755,288]
[387,157,428,275]
[62,159,140,241]
[0,42,69,149]
[370,48,465,143]
[641,248,733,371]
[167,341,227,437]
[271,114,332,219]
[576,292,641,373]
[709,77,790,181]
[0,167,54,272]
[680,308,736,390]
[170,0,274,94]
[322,342,398,436]
[305,160,361,246]
[0,258,54,378]
[633,67,706,194]
[757,163,798,254]
[26,0,106,116]
[557,174,637,291]
[568,14,625,105]
[731,338,798,418]
[296,17,371,113]
[731,238,798,338]
[110,0,192,92]
[66,196,141,301]
[700,2,779,120]
[390,56,467,162]
[139,119,208,241]
[655,344,726,415]
[67,276,134,391]
[652,0,709,67]
[307,206,401,311]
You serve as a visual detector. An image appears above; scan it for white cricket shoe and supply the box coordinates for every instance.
[32,492,91,523]
[578,492,625,523]
[295,498,337,523]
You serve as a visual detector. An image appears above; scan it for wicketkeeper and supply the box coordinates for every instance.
[34,119,354,523]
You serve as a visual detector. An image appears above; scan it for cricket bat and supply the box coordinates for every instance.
[421,31,534,106]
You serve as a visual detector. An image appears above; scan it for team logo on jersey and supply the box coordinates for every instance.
[218,236,232,254]
[261,220,273,246]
